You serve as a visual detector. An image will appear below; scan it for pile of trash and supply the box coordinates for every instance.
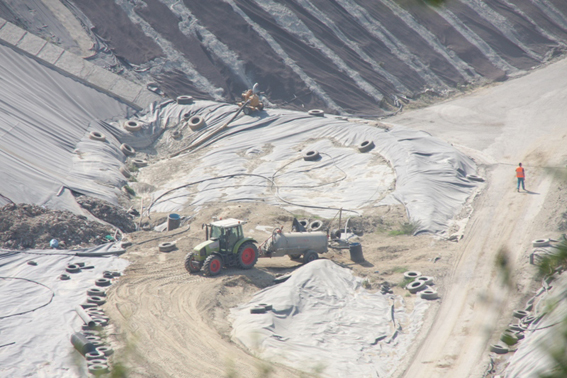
[75,195,136,232]
[0,203,113,250]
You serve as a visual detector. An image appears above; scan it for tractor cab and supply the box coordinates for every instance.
[205,218,245,253]
[185,218,259,276]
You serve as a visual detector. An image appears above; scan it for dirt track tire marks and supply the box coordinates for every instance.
[105,257,299,378]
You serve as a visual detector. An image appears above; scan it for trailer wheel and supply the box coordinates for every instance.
[203,254,223,276]
[303,250,318,264]
[237,242,258,269]
[184,252,201,273]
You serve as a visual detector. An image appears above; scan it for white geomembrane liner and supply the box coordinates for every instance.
[145,100,478,234]
[503,272,567,378]
[230,259,428,377]
[0,246,129,377]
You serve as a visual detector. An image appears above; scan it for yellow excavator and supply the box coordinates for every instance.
[238,83,264,115]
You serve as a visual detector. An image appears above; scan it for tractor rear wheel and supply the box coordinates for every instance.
[237,242,258,269]
[203,254,223,276]
[184,252,201,273]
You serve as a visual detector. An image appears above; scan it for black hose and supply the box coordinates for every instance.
[0,277,54,319]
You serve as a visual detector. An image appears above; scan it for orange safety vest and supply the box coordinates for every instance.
[516,167,525,178]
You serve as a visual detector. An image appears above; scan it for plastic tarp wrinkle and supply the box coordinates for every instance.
[143,100,477,234]
[230,260,428,377]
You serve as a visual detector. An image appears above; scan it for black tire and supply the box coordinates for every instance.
[87,359,108,365]
[358,140,375,153]
[501,332,518,345]
[303,250,318,264]
[85,350,105,360]
[60,274,70,280]
[513,309,528,319]
[303,150,320,161]
[97,346,114,356]
[88,364,109,374]
[89,131,106,142]
[308,109,324,117]
[420,289,438,300]
[490,344,509,354]
[532,239,550,247]
[158,242,176,252]
[132,158,148,167]
[87,288,106,297]
[309,220,323,232]
[66,264,81,273]
[172,130,181,139]
[406,280,426,294]
[237,242,259,269]
[416,276,434,285]
[87,296,106,305]
[95,278,111,287]
[184,252,201,273]
[123,120,142,132]
[120,143,136,156]
[119,166,131,178]
[403,271,421,279]
[188,115,205,131]
[176,95,194,105]
[203,254,223,276]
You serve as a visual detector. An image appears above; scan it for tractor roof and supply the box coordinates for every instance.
[210,218,246,228]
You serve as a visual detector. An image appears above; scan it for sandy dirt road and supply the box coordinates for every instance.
[390,57,567,377]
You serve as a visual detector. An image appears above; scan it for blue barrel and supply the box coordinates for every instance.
[349,242,364,263]
[168,214,181,231]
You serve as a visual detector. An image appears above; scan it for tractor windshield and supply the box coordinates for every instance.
[210,225,223,240]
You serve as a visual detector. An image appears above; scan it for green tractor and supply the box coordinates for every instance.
[184,218,259,276]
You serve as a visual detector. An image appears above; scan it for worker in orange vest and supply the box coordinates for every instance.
[516,163,526,192]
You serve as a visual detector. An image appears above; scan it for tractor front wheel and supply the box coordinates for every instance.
[184,252,201,273]
[237,242,258,269]
[203,254,223,276]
